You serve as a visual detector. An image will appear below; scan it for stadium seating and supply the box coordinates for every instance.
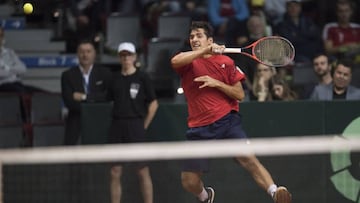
[157,14,191,41]
[145,38,183,98]
[105,14,142,51]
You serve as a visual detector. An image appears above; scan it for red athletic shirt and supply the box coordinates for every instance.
[322,22,360,46]
[175,54,245,127]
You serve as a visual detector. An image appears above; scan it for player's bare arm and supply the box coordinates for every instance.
[171,48,209,69]
[194,76,245,101]
[171,44,224,69]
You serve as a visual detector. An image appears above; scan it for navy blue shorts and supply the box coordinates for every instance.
[182,111,248,172]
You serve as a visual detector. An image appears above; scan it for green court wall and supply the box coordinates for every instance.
[4,101,359,203]
[80,100,360,143]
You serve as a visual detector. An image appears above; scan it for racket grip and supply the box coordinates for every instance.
[223,48,242,53]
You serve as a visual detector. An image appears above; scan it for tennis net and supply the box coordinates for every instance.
[0,134,359,203]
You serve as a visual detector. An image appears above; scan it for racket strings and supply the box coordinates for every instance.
[254,38,294,66]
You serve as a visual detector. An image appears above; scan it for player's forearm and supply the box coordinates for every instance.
[171,49,208,69]
[217,81,245,101]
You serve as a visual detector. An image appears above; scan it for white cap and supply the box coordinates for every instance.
[117,42,136,54]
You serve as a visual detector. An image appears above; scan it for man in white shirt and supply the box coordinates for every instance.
[0,26,45,93]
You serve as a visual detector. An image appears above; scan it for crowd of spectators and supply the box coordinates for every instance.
[1,0,360,101]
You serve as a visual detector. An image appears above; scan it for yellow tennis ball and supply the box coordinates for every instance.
[23,3,33,15]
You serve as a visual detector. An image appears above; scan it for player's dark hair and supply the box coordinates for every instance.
[189,21,214,38]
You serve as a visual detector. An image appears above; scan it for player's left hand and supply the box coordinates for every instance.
[194,75,220,88]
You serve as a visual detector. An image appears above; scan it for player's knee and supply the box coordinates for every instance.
[236,155,259,170]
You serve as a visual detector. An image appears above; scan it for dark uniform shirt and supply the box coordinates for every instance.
[110,69,157,119]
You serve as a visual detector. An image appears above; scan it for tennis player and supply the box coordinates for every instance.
[171,21,292,203]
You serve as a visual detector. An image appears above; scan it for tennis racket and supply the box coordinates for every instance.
[223,36,295,67]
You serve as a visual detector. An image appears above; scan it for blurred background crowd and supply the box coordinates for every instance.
[1,0,360,101]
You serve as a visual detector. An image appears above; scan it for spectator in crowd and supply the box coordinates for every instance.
[250,62,277,101]
[312,54,334,86]
[140,0,182,40]
[310,58,360,100]
[313,0,339,27]
[207,0,250,45]
[300,54,333,99]
[269,75,298,101]
[232,15,271,86]
[248,0,273,36]
[263,0,287,25]
[108,42,158,203]
[180,0,208,21]
[0,26,46,93]
[275,0,323,63]
[64,0,108,52]
[61,40,112,145]
[322,0,360,63]
[237,15,270,47]
[107,0,149,14]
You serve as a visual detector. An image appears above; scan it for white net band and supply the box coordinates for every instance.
[0,135,359,165]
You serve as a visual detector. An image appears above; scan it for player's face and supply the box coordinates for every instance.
[77,43,96,67]
[313,55,330,76]
[189,28,213,51]
[333,64,351,89]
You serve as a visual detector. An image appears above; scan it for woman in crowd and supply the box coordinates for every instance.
[269,75,298,101]
[250,62,277,101]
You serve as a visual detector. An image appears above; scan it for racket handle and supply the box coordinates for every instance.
[223,48,242,54]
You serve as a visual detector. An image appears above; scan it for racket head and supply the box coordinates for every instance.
[251,36,295,67]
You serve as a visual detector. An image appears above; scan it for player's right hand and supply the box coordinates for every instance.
[209,43,225,54]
